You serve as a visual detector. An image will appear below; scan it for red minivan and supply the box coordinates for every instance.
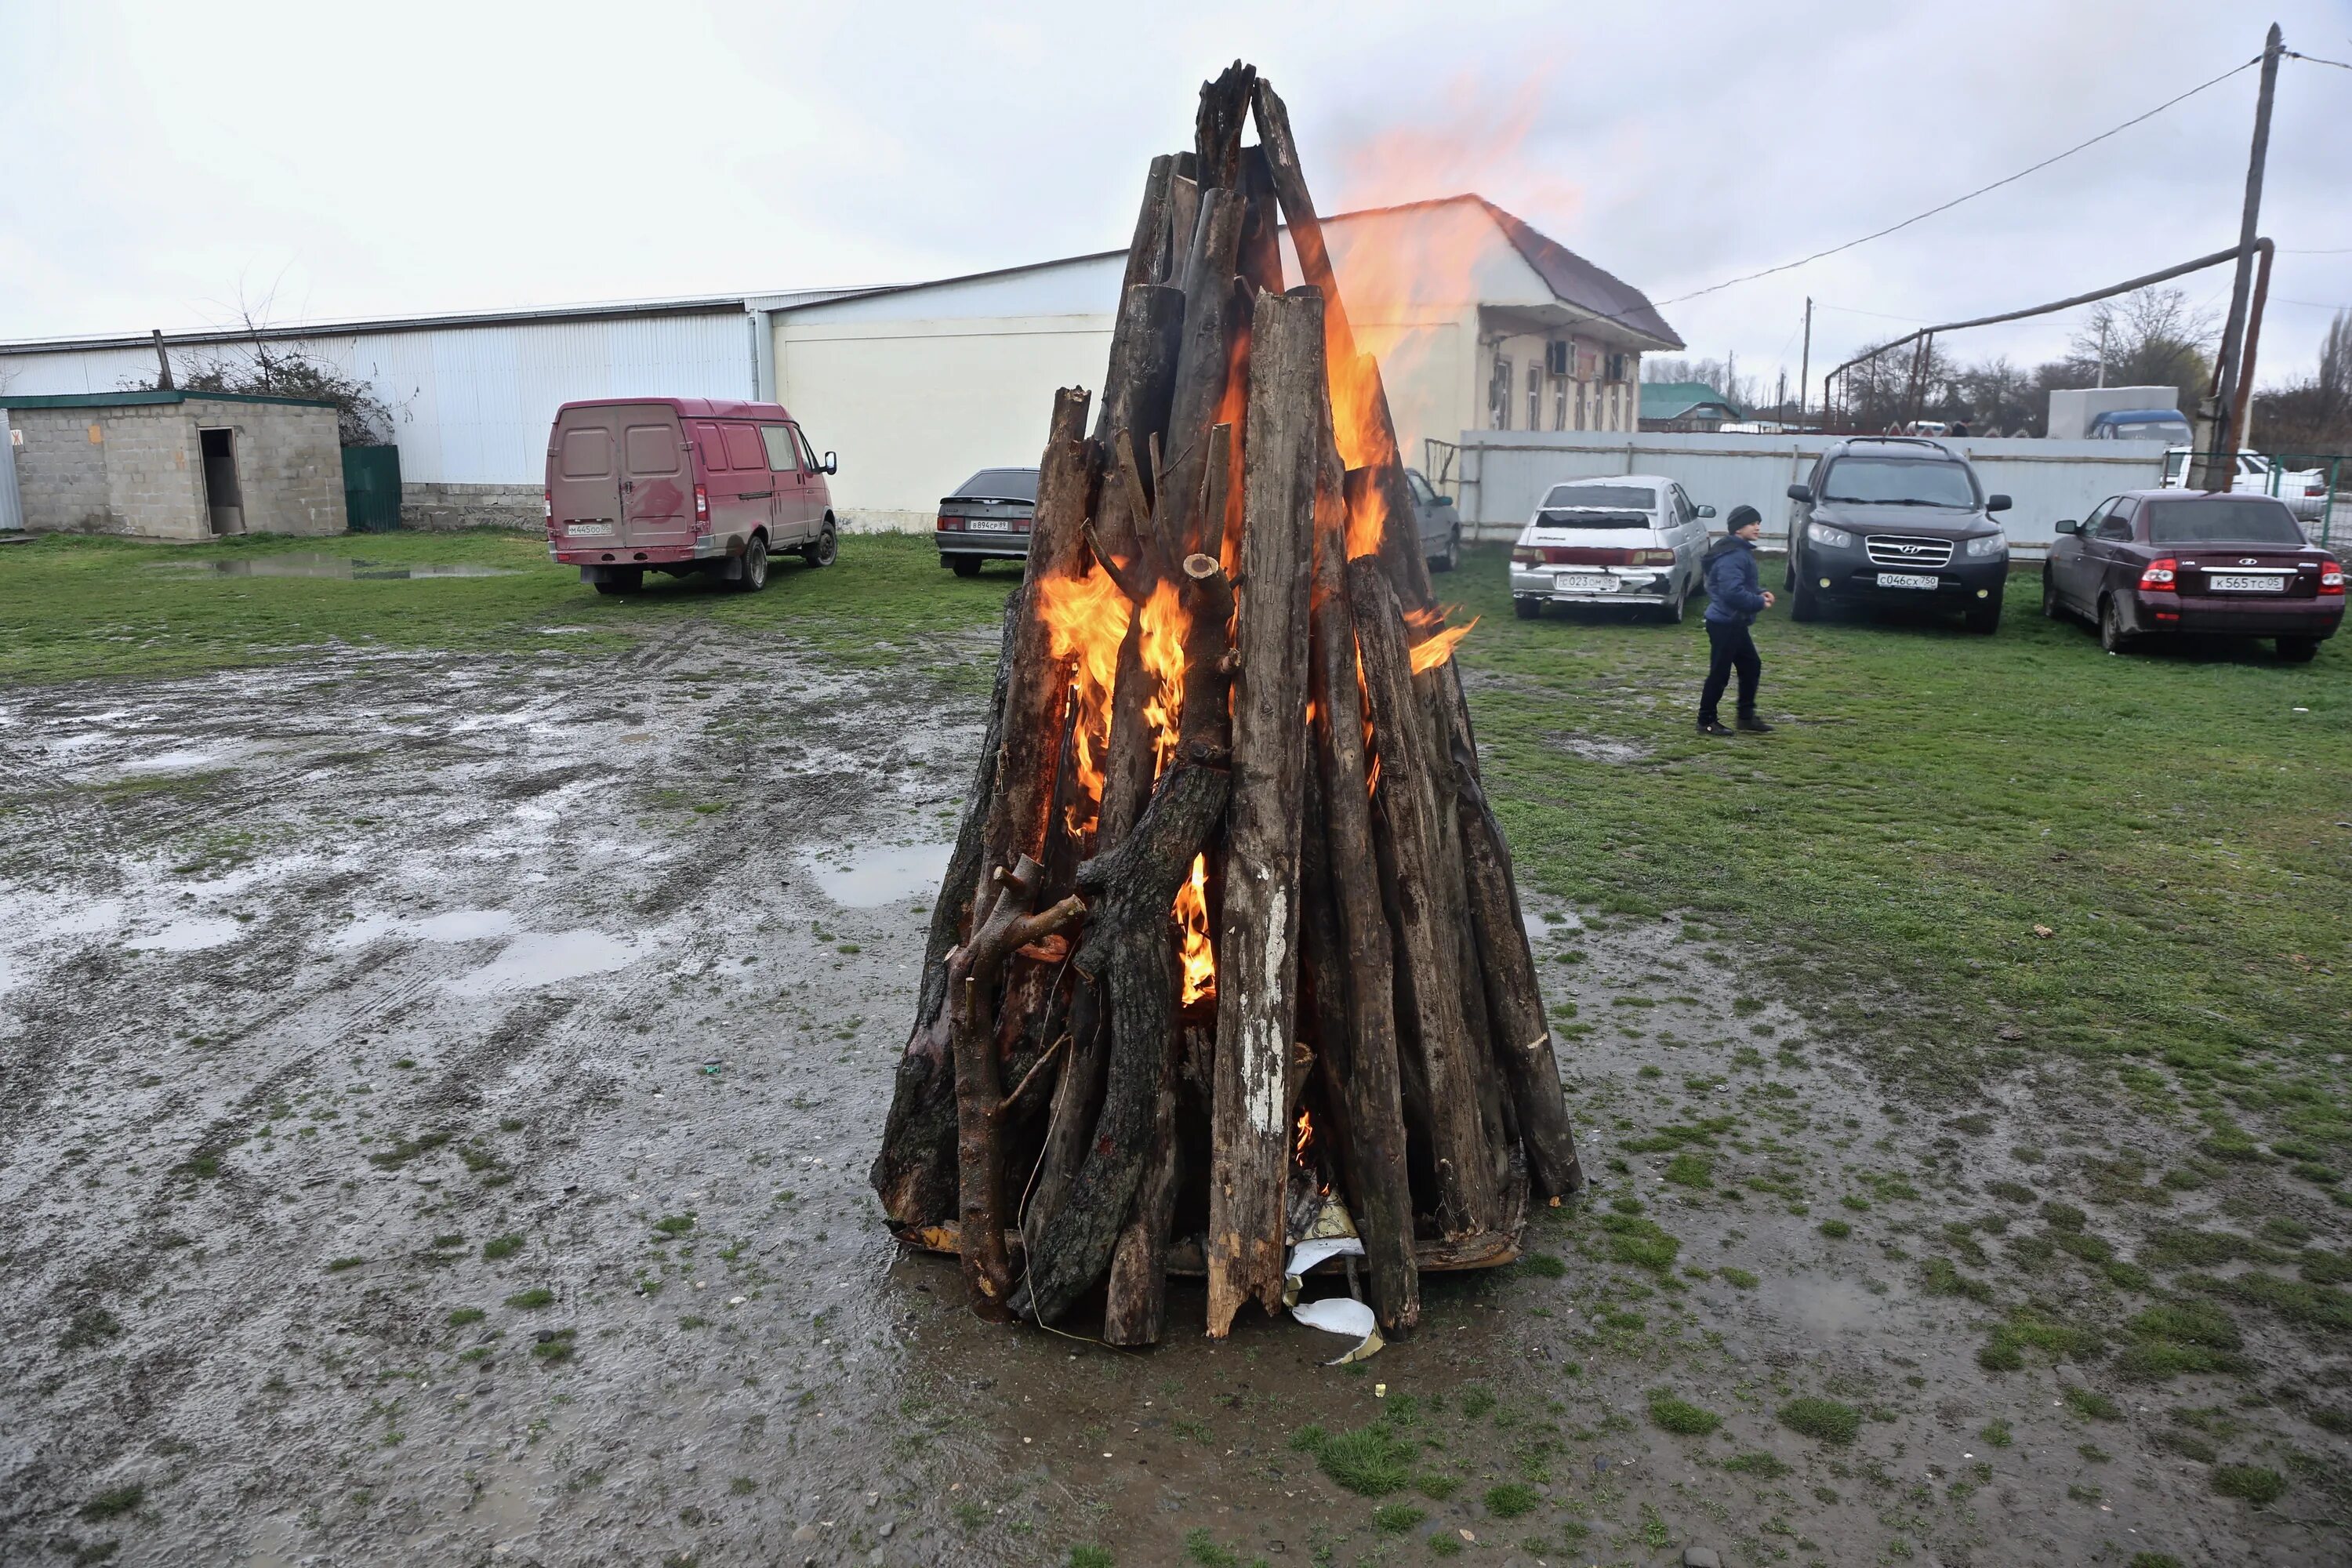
[545,398,837,594]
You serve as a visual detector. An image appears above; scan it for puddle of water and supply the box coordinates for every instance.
[445,929,636,996]
[148,554,517,580]
[1766,1273,1885,1339]
[331,909,518,950]
[139,916,244,953]
[803,842,952,907]
[1523,909,1584,946]
[117,750,224,775]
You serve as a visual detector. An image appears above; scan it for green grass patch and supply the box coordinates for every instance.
[1648,1392,1722,1436]
[503,1287,555,1308]
[1372,1503,1425,1534]
[481,1234,524,1261]
[1661,1152,1714,1189]
[1310,1421,1418,1497]
[1777,1398,1861,1446]
[1483,1483,1541,1518]
[2211,1465,2286,1504]
[78,1483,145,1521]
[1597,1211,1680,1274]
[1722,1451,1790,1478]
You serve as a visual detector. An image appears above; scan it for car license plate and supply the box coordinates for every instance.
[1555,573,1614,593]
[2208,573,2283,592]
[1877,572,1939,590]
[566,522,612,537]
[967,518,1011,532]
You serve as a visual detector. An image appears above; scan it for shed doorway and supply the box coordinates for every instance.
[199,427,245,535]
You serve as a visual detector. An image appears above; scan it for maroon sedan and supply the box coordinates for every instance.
[2044,490,2343,662]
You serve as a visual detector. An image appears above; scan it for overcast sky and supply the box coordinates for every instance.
[4,0,2348,394]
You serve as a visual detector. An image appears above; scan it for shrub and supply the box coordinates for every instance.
[1777,1398,1861,1445]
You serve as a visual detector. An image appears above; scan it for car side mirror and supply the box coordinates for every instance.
[822,451,839,474]
[1986,493,2012,513]
[1786,484,1812,503]
[1697,504,1716,518]
[2054,518,2079,535]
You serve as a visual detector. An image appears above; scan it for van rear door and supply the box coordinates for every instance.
[614,405,691,550]
[549,405,626,543]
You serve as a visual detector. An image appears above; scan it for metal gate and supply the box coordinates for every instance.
[341,445,403,532]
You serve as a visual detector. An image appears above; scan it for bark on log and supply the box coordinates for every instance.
[1417,667,1512,1199]
[1205,288,1322,1336]
[1102,1076,1181,1345]
[1193,61,1256,193]
[1013,760,1230,1325]
[1308,452,1420,1330]
[974,387,1095,929]
[870,597,1020,1230]
[1348,556,1497,1236]
[950,855,1084,1318]
[1434,666,1583,1196]
[1114,156,1175,305]
[1156,192,1244,562]
[1237,146,1284,298]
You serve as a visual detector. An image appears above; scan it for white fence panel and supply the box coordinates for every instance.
[1452,431,2165,554]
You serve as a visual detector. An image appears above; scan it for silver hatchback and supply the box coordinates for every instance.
[1509,475,1714,622]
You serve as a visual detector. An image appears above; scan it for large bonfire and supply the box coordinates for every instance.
[870,63,1581,1344]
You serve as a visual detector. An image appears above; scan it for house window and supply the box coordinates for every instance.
[1526,361,1541,432]
[1489,355,1513,430]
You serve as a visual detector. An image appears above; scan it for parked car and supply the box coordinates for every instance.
[2044,489,2342,661]
[1406,467,1464,571]
[546,398,836,594]
[2087,408,2194,445]
[936,466,1038,576]
[2162,447,2328,521]
[1508,474,1715,622]
[1783,436,2010,633]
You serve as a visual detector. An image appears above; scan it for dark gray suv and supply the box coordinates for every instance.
[1784,437,2013,633]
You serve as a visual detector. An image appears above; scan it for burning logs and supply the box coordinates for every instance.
[869,62,1581,1344]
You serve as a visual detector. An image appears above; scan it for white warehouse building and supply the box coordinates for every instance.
[1,195,1679,537]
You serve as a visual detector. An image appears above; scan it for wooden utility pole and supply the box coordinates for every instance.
[1797,297,1811,423]
[2191,22,2283,493]
[151,329,174,391]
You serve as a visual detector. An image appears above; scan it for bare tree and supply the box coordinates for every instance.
[125,303,397,447]
[2252,309,2352,454]
[2063,286,2216,409]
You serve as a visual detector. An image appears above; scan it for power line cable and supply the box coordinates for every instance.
[2284,49,2352,71]
[1656,56,2261,308]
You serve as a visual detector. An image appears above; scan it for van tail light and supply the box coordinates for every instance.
[2138,557,2178,592]
[693,484,710,527]
[542,489,554,533]
[2321,564,2345,596]
[1637,549,1677,565]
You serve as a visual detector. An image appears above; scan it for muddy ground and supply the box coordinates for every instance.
[2,621,2344,1568]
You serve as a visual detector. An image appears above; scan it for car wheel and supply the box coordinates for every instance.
[732,535,769,593]
[1657,584,1686,625]
[1432,528,1459,572]
[1790,575,1820,622]
[2098,595,2135,654]
[2041,570,2064,622]
[593,567,643,597]
[949,555,982,579]
[801,522,837,568]
[1965,589,2002,635]
[2276,636,2319,663]
[1513,597,1541,620]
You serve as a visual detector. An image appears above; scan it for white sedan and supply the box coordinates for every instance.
[1508,474,1714,622]
[2163,447,2329,522]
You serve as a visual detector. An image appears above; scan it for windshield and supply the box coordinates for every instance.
[1541,484,1657,511]
[2101,417,2191,443]
[1820,457,1978,508]
[1534,510,1653,530]
[2147,498,2306,546]
[951,468,1037,501]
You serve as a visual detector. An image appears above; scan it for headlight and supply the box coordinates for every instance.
[1806,521,1852,549]
[1965,531,2007,557]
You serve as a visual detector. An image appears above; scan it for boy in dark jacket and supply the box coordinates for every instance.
[1697,505,1774,736]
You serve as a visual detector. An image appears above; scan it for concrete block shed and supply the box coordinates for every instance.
[0,390,347,540]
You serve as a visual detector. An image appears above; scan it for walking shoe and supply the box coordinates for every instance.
[1737,714,1775,734]
[1696,719,1733,736]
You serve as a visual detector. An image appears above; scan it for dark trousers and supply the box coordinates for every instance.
[1700,619,1762,722]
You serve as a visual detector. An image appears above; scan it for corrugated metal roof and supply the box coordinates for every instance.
[1639,382,1743,420]
[0,388,336,411]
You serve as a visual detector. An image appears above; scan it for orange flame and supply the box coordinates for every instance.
[1407,616,1478,674]
[1177,851,1214,1004]
[1294,1107,1315,1164]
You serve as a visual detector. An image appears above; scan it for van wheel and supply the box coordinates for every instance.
[801,522,837,568]
[2276,636,2318,663]
[593,568,643,597]
[732,535,770,593]
[2098,596,2136,654]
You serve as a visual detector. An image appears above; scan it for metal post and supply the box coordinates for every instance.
[1797,297,1812,424]
[2191,22,2283,492]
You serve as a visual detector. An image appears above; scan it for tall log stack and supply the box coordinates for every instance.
[870,62,1582,1344]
